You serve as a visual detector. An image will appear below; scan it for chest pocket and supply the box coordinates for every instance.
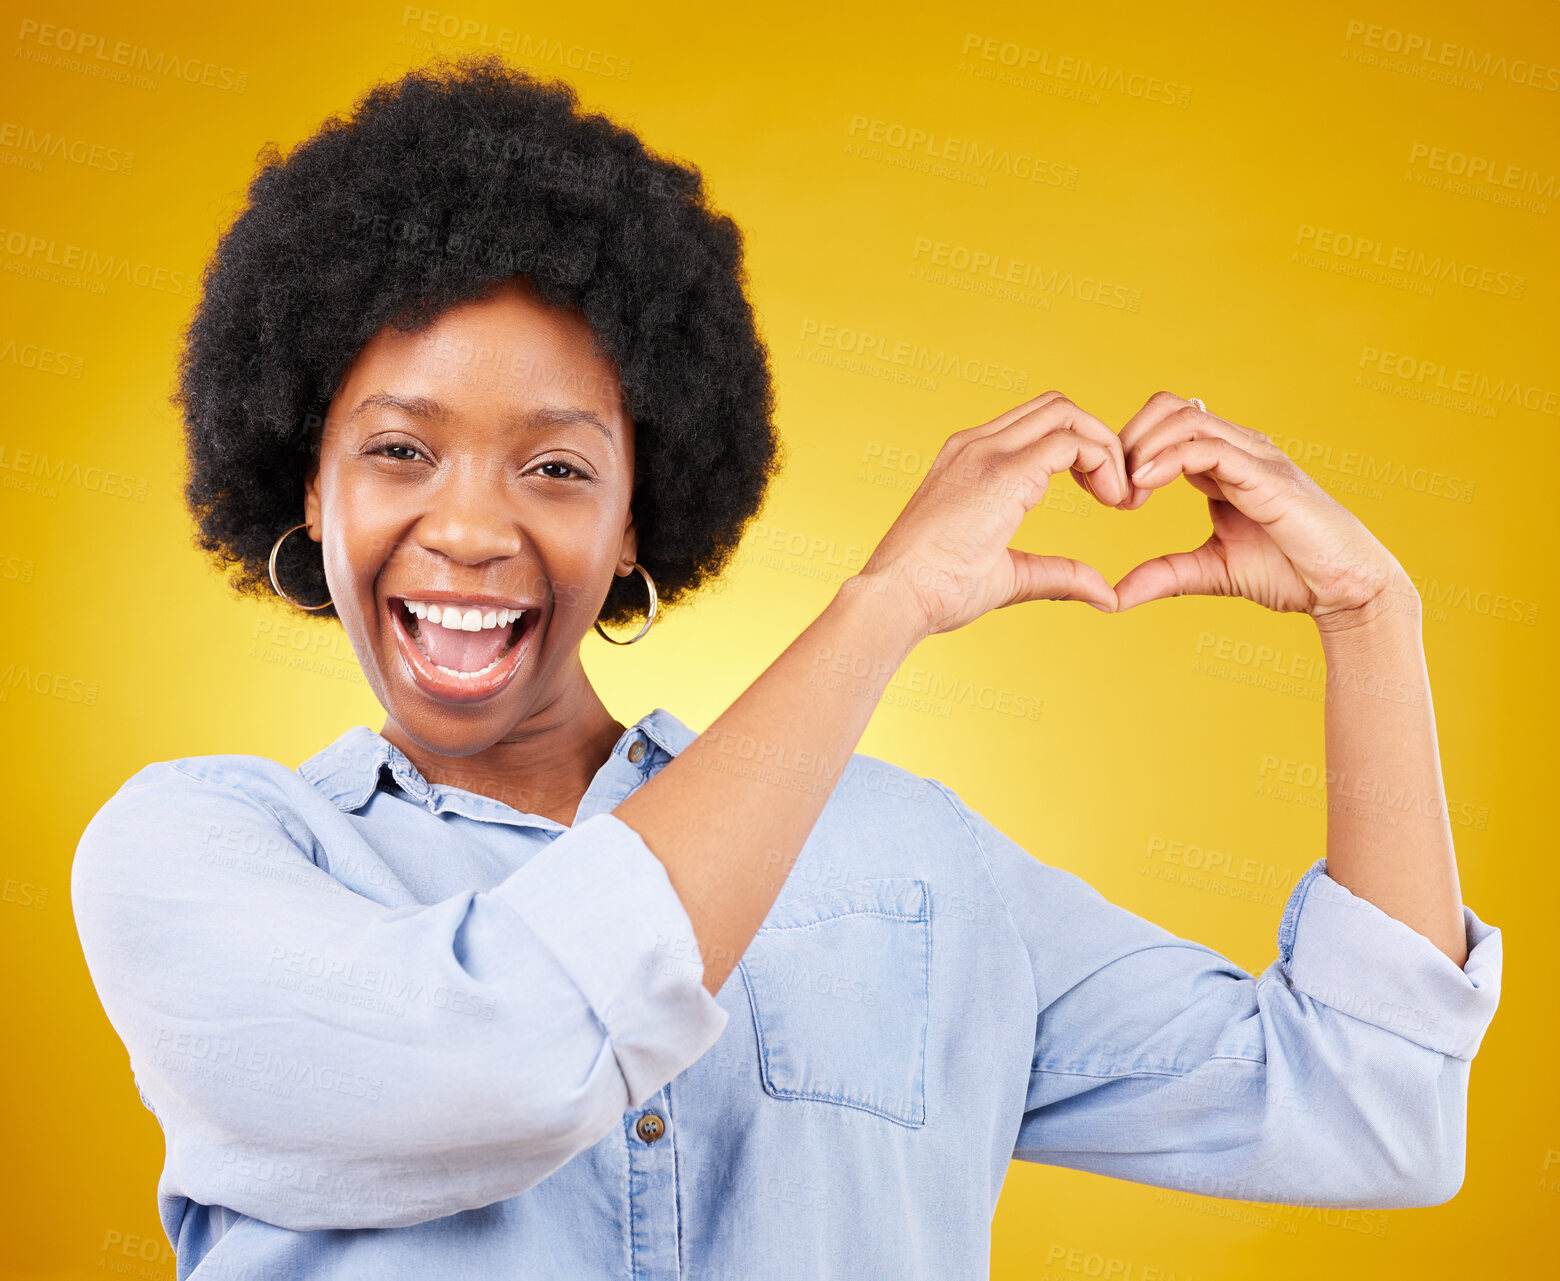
[737,877,929,1128]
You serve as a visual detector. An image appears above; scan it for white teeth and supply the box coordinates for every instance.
[405,601,522,630]
[433,652,508,680]
[401,602,533,682]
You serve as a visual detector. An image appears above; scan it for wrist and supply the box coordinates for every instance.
[834,572,929,658]
[1313,576,1425,657]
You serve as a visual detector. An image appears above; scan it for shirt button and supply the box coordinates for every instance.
[635,1112,665,1143]
[627,740,647,764]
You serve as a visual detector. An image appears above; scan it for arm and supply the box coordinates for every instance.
[937,781,1501,1207]
[1114,390,1473,964]
[73,392,1132,1229]
[1005,391,1502,1205]
[1314,593,1466,965]
[73,774,734,1231]
[613,575,922,995]
[616,390,1132,996]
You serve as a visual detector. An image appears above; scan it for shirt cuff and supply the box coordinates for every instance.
[491,811,729,1107]
[1276,857,1502,1061]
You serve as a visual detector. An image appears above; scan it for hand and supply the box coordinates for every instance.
[853,391,1130,637]
[1112,391,1418,632]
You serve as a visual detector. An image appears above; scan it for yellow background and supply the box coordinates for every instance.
[2,0,1554,1276]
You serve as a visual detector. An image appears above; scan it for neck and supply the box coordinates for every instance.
[379,671,627,828]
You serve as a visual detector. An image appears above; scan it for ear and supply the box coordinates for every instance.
[303,457,322,534]
[302,414,325,534]
[618,507,638,574]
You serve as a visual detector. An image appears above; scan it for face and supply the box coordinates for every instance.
[303,275,637,756]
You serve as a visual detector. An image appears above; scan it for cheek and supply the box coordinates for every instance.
[548,557,607,615]
[540,522,626,615]
[318,480,404,594]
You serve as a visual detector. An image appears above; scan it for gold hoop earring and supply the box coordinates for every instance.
[268,523,333,611]
[593,562,657,644]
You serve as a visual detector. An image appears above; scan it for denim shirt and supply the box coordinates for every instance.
[71,707,1503,1280]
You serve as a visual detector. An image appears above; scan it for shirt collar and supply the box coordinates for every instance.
[298,707,697,815]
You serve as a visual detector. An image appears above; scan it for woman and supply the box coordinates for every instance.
[73,54,1501,1280]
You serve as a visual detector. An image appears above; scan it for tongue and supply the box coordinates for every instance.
[419,616,515,672]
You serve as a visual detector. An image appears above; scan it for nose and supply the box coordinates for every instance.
[412,453,525,567]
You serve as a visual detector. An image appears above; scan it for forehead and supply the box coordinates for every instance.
[335,278,629,424]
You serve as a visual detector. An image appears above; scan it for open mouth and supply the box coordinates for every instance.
[388,598,540,702]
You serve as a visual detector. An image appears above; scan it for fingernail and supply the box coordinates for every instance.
[1131,460,1153,480]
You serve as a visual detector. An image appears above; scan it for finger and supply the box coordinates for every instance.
[1022,428,1126,506]
[1118,406,1268,511]
[1069,458,1117,508]
[964,390,1072,439]
[984,395,1129,505]
[1128,436,1298,526]
[1074,467,1105,505]
[1112,539,1232,612]
[1116,389,1196,458]
[1006,549,1118,612]
[1118,391,1249,510]
[942,425,1124,514]
[1125,410,1282,488]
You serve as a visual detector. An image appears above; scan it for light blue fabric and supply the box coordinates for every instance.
[71,707,1503,1279]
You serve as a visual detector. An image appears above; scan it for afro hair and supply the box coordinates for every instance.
[174,52,782,626]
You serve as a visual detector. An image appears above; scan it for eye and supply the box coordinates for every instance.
[371,442,425,463]
[534,459,587,480]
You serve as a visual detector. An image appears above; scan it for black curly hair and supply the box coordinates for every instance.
[174,52,782,627]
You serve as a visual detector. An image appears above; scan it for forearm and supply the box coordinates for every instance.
[612,574,925,995]
[1316,587,1468,966]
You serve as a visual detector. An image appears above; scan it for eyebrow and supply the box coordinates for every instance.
[348,392,617,453]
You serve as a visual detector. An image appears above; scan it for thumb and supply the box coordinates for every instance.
[1005,548,1118,613]
[1112,538,1230,612]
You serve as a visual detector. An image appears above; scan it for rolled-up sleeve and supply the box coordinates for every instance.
[70,764,729,1231]
[1276,859,1499,1061]
[931,783,1502,1210]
